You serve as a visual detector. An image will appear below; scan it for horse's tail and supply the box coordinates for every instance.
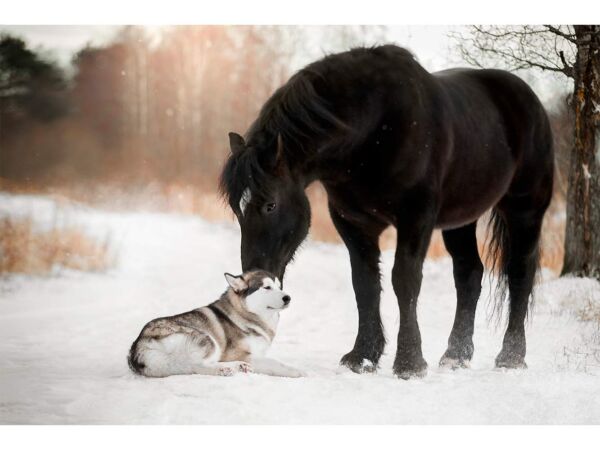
[485,208,511,324]
[486,206,541,325]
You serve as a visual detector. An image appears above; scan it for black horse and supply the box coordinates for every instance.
[220,45,553,379]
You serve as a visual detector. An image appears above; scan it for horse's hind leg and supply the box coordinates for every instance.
[494,206,545,369]
[439,222,483,369]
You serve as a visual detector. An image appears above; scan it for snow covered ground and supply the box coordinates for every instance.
[1,193,599,424]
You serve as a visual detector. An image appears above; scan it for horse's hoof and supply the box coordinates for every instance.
[439,355,470,370]
[340,351,377,374]
[393,358,428,379]
[394,366,428,380]
[495,357,528,369]
[495,349,527,369]
[439,346,472,369]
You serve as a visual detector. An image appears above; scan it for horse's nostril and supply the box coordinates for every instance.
[282,295,291,304]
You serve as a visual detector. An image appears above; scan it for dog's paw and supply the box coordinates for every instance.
[237,361,253,373]
[217,366,235,377]
[217,361,253,376]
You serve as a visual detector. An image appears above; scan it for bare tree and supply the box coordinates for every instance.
[453,25,600,280]
[1,26,389,190]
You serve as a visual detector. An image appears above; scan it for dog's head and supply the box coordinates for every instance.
[224,270,290,314]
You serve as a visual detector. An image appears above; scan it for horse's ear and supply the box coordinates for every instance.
[228,132,246,154]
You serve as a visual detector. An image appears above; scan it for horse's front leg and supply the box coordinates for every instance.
[329,205,387,373]
[392,194,437,379]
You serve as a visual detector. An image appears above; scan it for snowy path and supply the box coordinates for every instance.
[1,194,599,424]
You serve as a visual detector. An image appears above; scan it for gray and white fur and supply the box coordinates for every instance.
[128,270,304,378]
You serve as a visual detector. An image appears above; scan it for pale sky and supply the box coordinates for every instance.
[1,25,569,106]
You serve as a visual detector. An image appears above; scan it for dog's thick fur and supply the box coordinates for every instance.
[128,270,304,377]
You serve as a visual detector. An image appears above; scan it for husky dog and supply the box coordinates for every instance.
[128,270,304,378]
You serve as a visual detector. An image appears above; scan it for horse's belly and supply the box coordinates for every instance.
[436,166,514,230]
[436,201,494,229]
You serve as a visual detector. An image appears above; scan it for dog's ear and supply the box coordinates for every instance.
[224,273,248,293]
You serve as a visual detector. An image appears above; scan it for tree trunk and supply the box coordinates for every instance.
[562,25,600,280]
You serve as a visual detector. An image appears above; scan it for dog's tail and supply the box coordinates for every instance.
[127,339,146,375]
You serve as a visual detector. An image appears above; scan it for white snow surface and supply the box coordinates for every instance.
[1,193,599,424]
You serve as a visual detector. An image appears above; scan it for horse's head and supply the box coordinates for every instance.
[220,132,310,281]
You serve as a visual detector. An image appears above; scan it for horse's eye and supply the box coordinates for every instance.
[264,286,272,290]
[264,202,277,213]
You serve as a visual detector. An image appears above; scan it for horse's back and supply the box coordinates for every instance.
[438,67,552,165]
[432,68,553,227]
[458,69,554,207]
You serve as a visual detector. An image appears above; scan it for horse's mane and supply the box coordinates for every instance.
[220,45,418,208]
[220,65,348,208]
[247,68,349,156]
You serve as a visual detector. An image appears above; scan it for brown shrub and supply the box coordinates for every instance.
[0,217,115,275]
[2,179,565,274]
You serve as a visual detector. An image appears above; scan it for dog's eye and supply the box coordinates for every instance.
[264,286,272,290]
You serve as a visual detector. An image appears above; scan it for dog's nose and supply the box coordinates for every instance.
[282,295,291,305]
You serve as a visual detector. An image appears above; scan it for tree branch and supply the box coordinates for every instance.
[451,25,576,80]
[544,25,577,44]
[559,50,574,78]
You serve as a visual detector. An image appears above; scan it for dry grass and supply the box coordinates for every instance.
[1,179,566,273]
[539,201,566,273]
[576,300,600,323]
[154,184,234,222]
[0,217,115,276]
